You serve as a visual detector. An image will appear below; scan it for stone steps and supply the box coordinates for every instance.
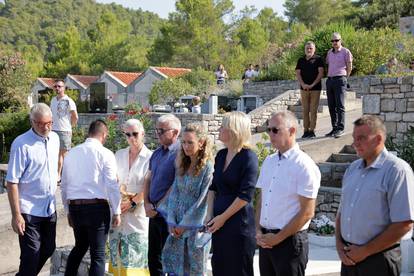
[328,153,359,163]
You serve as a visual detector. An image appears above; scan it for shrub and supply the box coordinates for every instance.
[386,126,414,169]
[0,111,31,162]
[149,78,193,105]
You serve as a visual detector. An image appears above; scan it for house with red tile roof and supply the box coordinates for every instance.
[30,77,57,106]
[129,66,191,107]
[92,71,142,112]
[65,74,99,102]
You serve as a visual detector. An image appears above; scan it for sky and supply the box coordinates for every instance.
[96,0,286,19]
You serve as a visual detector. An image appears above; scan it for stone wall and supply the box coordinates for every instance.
[362,75,414,141]
[314,186,341,223]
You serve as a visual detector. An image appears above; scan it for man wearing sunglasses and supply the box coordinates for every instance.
[255,111,320,276]
[325,32,353,138]
[143,114,181,276]
[50,80,78,180]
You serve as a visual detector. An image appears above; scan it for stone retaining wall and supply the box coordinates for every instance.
[314,186,341,224]
[362,75,414,142]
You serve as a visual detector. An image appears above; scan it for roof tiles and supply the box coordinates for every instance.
[106,71,142,86]
[152,67,191,78]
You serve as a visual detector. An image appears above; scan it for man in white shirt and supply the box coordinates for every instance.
[50,80,78,179]
[256,110,321,276]
[61,119,121,275]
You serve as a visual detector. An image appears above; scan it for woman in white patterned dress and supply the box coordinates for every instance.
[109,119,152,276]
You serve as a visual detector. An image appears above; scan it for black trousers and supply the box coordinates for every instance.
[65,203,110,276]
[326,76,347,131]
[259,230,309,276]
[16,213,57,276]
[148,215,169,276]
[341,246,401,276]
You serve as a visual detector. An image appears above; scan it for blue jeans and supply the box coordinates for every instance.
[17,213,57,276]
[65,203,110,276]
[326,76,347,131]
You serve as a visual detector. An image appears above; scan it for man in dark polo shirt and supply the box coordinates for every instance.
[143,114,181,276]
[295,41,324,139]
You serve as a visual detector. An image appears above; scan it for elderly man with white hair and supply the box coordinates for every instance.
[143,114,181,276]
[255,110,321,276]
[6,103,60,275]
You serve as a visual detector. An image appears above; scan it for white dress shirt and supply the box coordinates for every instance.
[61,138,121,214]
[256,143,320,230]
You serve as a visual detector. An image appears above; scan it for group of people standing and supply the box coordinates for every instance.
[296,32,353,139]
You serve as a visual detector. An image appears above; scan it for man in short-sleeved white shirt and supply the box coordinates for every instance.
[255,110,321,276]
[50,80,78,179]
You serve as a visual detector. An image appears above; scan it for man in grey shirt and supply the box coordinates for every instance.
[336,115,414,276]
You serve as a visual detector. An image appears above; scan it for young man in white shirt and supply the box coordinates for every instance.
[256,110,321,276]
[50,80,78,179]
[61,119,121,275]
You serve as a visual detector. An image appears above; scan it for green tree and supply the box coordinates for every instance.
[149,78,193,105]
[257,8,288,45]
[0,51,32,112]
[283,0,355,29]
[148,0,234,70]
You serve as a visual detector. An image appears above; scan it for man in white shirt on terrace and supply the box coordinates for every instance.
[255,110,321,276]
[50,80,78,179]
[61,119,121,276]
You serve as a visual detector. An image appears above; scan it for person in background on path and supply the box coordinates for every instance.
[243,64,255,83]
[50,80,78,180]
[215,64,228,85]
[6,103,60,276]
[256,110,320,276]
[375,57,398,75]
[295,41,324,139]
[108,119,152,276]
[191,96,202,114]
[61,119,121,276]
[207,111,258,276]
[158,123,214,276]
[253,64,260,78]
[143,114,181,276]
[336,115,414,276]
[325,32,353,138]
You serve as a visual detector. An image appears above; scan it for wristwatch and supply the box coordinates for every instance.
[130,200,137,208]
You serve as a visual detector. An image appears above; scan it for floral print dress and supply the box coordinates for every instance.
[158,162,213,276]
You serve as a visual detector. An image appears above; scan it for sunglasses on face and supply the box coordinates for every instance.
[155,128,172,135]
[124,132,139,138]
[331,39,340,42]
[266,127,282,134]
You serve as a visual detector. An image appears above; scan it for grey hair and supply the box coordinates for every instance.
[353,115,386,138]
[30,103,52,120]
[270,110,298,130]
[305,41,315,47]
[157,114,182,133]
[123,118,144,133]
[332,32,342,39]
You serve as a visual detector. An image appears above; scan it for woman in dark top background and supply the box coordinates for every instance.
[207,111,259,276]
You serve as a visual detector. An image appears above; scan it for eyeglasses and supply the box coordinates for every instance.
[266,127,283,134]
[331,39,340,42]
[155,128,172,135]
[33,120,52,127]
[124,132,139,138]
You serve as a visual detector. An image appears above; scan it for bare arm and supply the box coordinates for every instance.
[258,196,315,247]
[255,189,262,233]
[295,69,307,89]
[207,197,248,233]
[143,171,157,217]
[310,67,324,88]
[335,212,355,266]
[346,62,352,77]
[70,110,78,128]
[206,190,215,223]
[7,182,25,235]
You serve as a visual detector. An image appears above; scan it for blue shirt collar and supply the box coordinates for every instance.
[30,128,49,142]
[358,148,388,169]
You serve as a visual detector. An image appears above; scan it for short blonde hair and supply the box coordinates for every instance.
[123,118,144,133]
[221,111,251,150]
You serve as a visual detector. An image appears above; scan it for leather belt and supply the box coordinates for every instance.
[69,198,108,205]
[327,76,346,79]
[343,239,400,253]
[261,227,281,234]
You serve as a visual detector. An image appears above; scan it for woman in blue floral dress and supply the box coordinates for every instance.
[158,123,214,276]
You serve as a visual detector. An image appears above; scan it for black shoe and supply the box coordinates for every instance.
[308,131,316,139]
[325,129,335,137]
[334,130,344,138]
[302,131,310,139]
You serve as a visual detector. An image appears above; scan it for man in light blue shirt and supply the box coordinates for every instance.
[336,115,414,276]
[6,103,60,275]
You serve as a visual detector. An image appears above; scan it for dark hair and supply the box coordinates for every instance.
[88,119,108,137]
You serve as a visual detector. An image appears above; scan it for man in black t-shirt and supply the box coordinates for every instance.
[295,41,324,139]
